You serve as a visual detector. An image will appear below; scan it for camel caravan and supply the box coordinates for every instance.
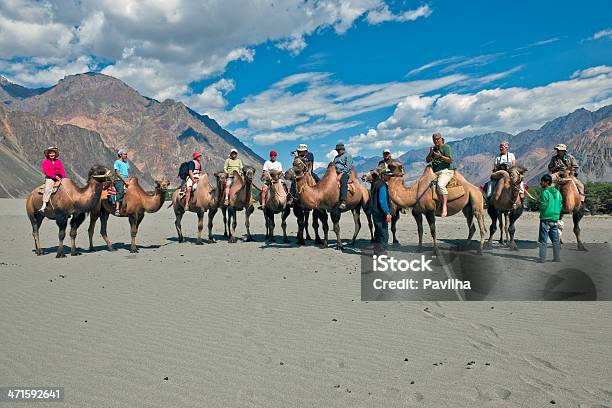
[27,135,589,262]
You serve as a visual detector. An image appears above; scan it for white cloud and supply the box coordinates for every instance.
[348,66,612,153]
[0,0,432,101]
[188,78,236,113]
[591,28,612,41]
[366,4,432,24]
[0,56,96,88]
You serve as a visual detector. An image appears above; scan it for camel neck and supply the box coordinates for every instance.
[143,188,166,213]
[76,178,104,212]
[388,176,418,208]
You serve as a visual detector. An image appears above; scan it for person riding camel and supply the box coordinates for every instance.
[184,151,202,206]
[485,141,525,205]
[378,148,393,169]
[112,149,130,216]
[548,144,585,204]
[333,143,353,210]
[425,132,455,217]
[224,148,243,205]
[260,150,284,209]
[289,144,319,205]
[39,146,66,212]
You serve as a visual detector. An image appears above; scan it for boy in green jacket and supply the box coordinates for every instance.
[538,174,563,263]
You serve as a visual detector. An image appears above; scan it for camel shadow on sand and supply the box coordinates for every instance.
[32,242,163,256]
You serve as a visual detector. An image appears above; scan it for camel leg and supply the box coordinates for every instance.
[573,209,587,251]
[412,210,424,251]
[29,211,44,256]
[99,209,114,251]
[129,213,143,253]
[281,206,290,243]
[207,208,217,244]
[174,206,185,243]
[312,210,322,245]
[196,209,204,245]
[319,210,329,247]
[228,207,238,243]
[350,208,361,246]
[304,210,317,241]
[475,209,486,255]
[424,211,437,254]
[497,213,504,245]
[331,208,343,250]
[507,207,522,251]
[245,206,254,242]
[69,212,86,256]
[88,211,98,251]
[55,211,68,258]
[267,210,275,242]
[222,207,228,238]
[366,211,375,243]
[294,206,306,245]
[391,212,399,244]
[462,205,476,250]
[503,212,510,244]
[486,205,498,249]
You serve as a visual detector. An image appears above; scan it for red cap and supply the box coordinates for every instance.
[270,150,278,156]
[193,151,202,159]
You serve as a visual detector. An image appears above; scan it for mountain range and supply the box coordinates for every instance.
[0,73,263,198]
[349,105,612,186]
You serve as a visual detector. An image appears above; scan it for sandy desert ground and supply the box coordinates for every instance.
[1,197,611,407]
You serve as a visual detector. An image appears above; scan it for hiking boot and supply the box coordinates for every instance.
[553,258,561,263]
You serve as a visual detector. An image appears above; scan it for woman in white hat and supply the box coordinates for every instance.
[223,149,243,205]
[40,147,66,212]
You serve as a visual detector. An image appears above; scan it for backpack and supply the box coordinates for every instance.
[178,161,190,180]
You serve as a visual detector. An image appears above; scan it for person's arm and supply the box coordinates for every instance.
[426,148,434,163]
[238,160,243,172]
[41,159,55,179]
[114,163,128,185]
[224,159,230,173]
[346,154,354,171]
[438,145,453,164]
[379,185,390,215]
[57,160,66,180]
[547,157,556,173]
[540,189,550,213]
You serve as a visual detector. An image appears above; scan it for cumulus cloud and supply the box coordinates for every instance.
[347,66,612,153]
[0,0,432,100]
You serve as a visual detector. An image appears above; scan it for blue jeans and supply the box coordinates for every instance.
[111,180,125,203]
[338,173,349,201]
[538,220,560,261]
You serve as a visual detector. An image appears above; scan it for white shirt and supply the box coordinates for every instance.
[494,152,515,168]
[263,160,283,172]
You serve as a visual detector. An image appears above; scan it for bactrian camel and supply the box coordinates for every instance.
[222,166,256,243]
[554,168,587,251]
[26,165,111,258]
[386,162,486,254]
[171,172,226,244]
[88,177,170,253]
[290,158,373,250]
[486,166,527,251]
[262,170,291,243]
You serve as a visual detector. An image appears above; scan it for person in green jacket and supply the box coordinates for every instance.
[538,174,562,263]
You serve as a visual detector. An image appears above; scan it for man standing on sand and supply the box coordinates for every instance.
[333,143,353,210]
[369,168,393,253]
[426,133,454,217]
[538,174,562,263]
[113,149,129,216]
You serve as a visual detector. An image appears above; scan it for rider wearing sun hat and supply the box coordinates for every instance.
[39,146,66,212]
[185,151,202,206]
[224,148,244,205]
[548,143,585,203]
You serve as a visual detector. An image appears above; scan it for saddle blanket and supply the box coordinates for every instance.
[336,174,356,194]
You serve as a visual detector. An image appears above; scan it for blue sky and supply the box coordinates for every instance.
[0,0,611,166]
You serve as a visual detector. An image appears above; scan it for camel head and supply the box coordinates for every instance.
[284,168,296,181]
[88,165,112,182]
[361,169,378,183]
[214,171,228,186]
[243,165,256,182]
[269,170,283,183]
[154,179,170,192]
[291,157,310,179]
[387,161,404,177]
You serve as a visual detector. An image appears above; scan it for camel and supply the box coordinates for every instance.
[554,168,587,251]
[284,166,329,246]
[26,165,112,258]
[361,169,401,244]
[261,170,291,243]
[222,166,256,243]
[386,162,486,254]
[171,172,225,245]
[486,166,527,251]
[290,158,372,250]
[88,177,170,253]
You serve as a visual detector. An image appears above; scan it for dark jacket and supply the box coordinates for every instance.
[369,179,391,217]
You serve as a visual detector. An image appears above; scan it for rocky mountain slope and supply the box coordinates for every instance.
[14,73,263,181]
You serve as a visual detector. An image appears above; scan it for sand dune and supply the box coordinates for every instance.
[1,198,611,407]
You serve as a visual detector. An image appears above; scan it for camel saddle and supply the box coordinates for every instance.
[431,173,465,203]
[37,183,62,195]
[336,173,356,195]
